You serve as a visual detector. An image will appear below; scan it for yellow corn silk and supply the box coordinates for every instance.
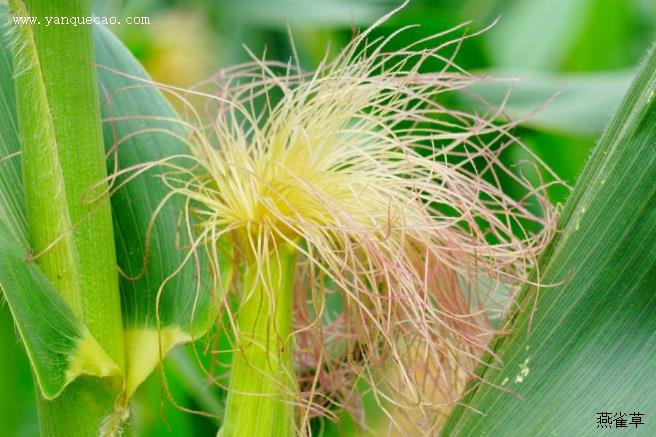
[160,8,556,436]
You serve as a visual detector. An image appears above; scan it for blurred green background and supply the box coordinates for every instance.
[2,0,655,435]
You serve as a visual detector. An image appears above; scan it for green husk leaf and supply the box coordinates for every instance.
[0,220,121,399]
[10,0,125,371]
[8,0,85,318]
[443,45,656,436]
[0,5,120,400]
[221,244,296,437]
[0,14,219,401]
[94,25,219,398]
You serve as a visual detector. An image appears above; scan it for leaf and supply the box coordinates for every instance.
[443,45,656,436]
[0,221,121,399]
[10,1,127,378]
[9,0,88,319]
[219,0,390,27]
[0,7,119,400]
[462,69,633,135]
[0,15,220,400]
[561,0,637,71]
[94,25,219,398]
[487,0,594,71]
[0,305,36,434]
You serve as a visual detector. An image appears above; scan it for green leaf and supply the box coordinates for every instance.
[0,7,119,400]
[443,45,656,436]
[0,220,120,399]
[0,305,36,435]
[94,25,219,398]
[562,0,637,71]
[219,0,390,27]
[487,0,595,71]
[11,0,125,373]
[463,69,633,135]
[0,16,220,402]
[0,16,25,245]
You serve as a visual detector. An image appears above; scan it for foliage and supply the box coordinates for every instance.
[0,0,654,436]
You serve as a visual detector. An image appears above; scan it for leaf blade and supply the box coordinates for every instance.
[94,25,218,396]
[443,44,656,437]
[0,7,120,400]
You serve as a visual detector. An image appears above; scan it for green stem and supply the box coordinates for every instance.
[10,0,125,434]
[221,243,297,437]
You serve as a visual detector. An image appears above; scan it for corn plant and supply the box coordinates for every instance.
[0,1,654,436]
